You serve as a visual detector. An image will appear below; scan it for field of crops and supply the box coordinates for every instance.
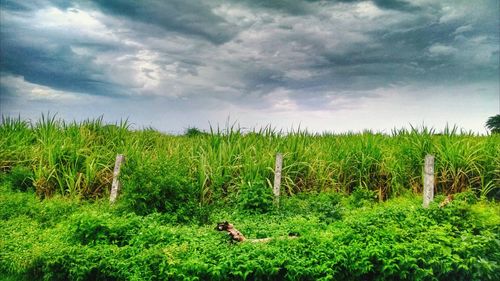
[1,116,499,280]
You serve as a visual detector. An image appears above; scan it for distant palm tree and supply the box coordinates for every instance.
[486,114,500,134]
[185,126,207,137]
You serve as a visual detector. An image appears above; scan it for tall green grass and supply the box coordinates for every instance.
[1,115,498,205]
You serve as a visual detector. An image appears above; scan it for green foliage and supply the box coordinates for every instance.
[486,114,500,134]
[280,192,343,223]
[312,193,343,223]
[2,165,34,192]
[121,157,199,222]
[454,190,478,204]
[0,185,39,220]
[184,126,208,137]
[348,187,378,208]
[1,116,499,201]
[238,179,274,213]
[1,116,500,279]
[1,191,499,281]
[69,211,141,246]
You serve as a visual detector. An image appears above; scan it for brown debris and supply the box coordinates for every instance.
[215,221,299,243]
[215,221,246,242]
[439,194,454,208]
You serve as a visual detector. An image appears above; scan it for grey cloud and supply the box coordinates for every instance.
[213,0,497,105]
[229,0,317,15]
[0,0,39,11]
[88,0,239,44]
[0,15,129,96]
[0,0,498,115]
[230,0,419,15]
[371,0,419,11]
[0,0,76,12]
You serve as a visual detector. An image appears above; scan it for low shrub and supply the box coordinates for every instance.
[238,179,274,213]
[120,157,199,222]
[3,165,34,192]
[348,187,378,208]
[280,192,343,223]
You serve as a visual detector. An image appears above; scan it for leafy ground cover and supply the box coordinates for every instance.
[1,183,499,281]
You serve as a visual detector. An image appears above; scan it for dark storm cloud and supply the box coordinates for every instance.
[277,0,499,93]
[0,6,131,96]
[0,0,65,11]
[0,35,123,96]
[229,0,418,15]
[88,0,239,44]
[0,0,498,112]
[230,0,316,15]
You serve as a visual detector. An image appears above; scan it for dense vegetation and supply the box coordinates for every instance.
[1,115,499,280]
[1,185,499,280]
[1,115,498,203]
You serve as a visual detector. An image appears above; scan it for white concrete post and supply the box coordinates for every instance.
[423,154,434,208]
[110,154,125,204]
[273,153,283,200]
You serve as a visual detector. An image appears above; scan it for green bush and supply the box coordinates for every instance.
[238,179,274,213]
[69,211,141,246]
[184,127,208,137]
[4,165,34,192]
[348,187,378,208]
[454,190,479,204]
[311,193,343,223]
[121,158,200,223]
[280,192,343,223]
[0,189,38,220]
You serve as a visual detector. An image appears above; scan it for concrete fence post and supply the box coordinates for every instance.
[423,154,434,208]
[273,153,283,202]
[110,154,125,204]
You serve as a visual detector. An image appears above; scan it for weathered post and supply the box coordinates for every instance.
[273,153,283,202]
[423,154,434,208]
[110,154,125,204]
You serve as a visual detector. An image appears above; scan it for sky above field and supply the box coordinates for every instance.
[0,0,499,134]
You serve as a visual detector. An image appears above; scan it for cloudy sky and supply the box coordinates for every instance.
[0,0,498,133]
